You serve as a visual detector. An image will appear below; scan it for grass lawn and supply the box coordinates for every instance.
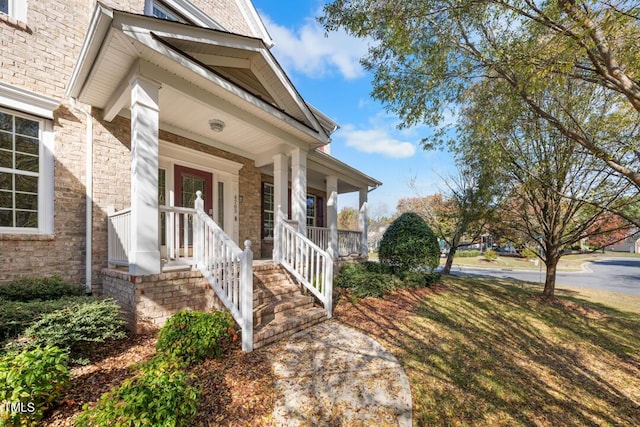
[335,275,640,426]
[443,251,640,271]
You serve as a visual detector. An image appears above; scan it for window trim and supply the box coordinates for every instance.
[0,107,54,235]
[144,0,224,30]
[306,194,316,228]
[262,182,274,240]
[0,84,57,235]
[0,0,27,22]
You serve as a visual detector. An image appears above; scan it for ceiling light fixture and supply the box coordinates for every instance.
[209,119,225,132]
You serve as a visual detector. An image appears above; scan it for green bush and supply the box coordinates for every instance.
[0,346,70,427]
[75,355,200,427]
[18,298,126,359]
[399,271,441,288]
[484,249,498,261]
[0,276,84,302]
[156,310,235,366]
[455,250,481,257]
[0,296,90,343]
[335,262,402,299]
[379,213,440,272]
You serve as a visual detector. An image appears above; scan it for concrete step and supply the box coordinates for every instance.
[253,306,327,349]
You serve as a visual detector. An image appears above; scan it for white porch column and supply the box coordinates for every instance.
[129,74,162,276]
[326,175,338,259]
[291,148,307,235]
[273,153,289,219]
[359,187,369,257]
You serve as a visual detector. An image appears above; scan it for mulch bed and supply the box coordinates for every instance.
[41,333,277,427]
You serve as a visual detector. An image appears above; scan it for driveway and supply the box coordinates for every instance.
[454,257,640,296]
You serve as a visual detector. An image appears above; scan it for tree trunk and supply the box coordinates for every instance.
[443,249,456,274]
[543,256,559,297]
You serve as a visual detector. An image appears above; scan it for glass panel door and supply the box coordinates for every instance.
[174,165,212,247]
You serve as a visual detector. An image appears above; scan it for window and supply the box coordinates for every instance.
[306,195,316,227]
[262,183,274,239]
[151,0,188,24]
[0,108,51,232]
[0,0,27,22]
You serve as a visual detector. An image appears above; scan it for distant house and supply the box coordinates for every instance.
[605,233,640,253]
[0,0,381,350]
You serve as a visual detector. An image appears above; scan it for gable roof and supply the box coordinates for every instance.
[67,4,336,146]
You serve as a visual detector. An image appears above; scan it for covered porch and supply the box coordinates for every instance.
[67,5,380,351]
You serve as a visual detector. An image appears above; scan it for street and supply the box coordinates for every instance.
[454,257,640,296]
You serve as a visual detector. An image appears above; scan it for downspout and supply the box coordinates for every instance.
[70,98,93,295]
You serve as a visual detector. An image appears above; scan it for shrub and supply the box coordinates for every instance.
[335,262,402,298]
[455,250,481,257]
[378,213,440,272]
[0,346,70,427]
[156,310,235,366]
[19,298,126,359]
[75,355,200,427]
[0,296,90,343]
[400,271,441,288]
[0,276,84,302]
[484,249,498,261]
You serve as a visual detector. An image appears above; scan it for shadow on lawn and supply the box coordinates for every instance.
[335,277,640,427]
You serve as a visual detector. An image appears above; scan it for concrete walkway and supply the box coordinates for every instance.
[265,320,412,427]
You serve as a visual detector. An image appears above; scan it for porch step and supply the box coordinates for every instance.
[253,306,327,349]
[252,262,327,349]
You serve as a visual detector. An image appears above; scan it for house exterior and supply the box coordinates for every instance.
[0,0,381,350]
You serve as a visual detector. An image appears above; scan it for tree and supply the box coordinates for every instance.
[338,207,359,230]
[458,78,636,296]
[398,168,499,274]
[320,0,640,188]
[379,212,440,272]
[585,213,636,251]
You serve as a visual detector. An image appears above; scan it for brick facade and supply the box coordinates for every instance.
[0,0,270,286]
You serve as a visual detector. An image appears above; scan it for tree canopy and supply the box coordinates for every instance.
[320,0,640,188]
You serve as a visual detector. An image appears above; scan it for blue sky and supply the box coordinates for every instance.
[252,0,456,217]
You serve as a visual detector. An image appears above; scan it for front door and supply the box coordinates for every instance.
[174,165,213,250]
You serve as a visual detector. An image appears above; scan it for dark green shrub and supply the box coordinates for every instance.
[0,346,70,426]
[0,276,84,302]
[0,296,90,342]
[335,262,402,298]
[400,271,441,288]
[379,213,440,272]
[156,310,235,366]
[75,355,200,427]
[19,298,126,359]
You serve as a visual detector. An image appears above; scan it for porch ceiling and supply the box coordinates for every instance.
[67,5,332,161]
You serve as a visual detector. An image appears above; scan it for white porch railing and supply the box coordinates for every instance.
[307,226,363,257]
[107,207,131,266]
[274,208,333,318]
[193,192,254,352]
[159,205,198,263]
[105,192,254,352]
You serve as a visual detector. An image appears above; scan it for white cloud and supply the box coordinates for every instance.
[339,124,416,158]
[261,14,368,80]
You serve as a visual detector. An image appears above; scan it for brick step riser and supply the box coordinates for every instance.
[254,300,315,326]
[253,313,326,349]
[253,290,302,306]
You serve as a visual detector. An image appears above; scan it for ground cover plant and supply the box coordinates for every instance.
[334,276,640,426]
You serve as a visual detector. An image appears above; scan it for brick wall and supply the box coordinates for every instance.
[102,267,226,333]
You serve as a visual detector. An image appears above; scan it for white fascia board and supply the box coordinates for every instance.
[0,82,59,119]
[66,3,114,99]
[308,150,382,189]
[308,103,339,135]
[235,0,274,48]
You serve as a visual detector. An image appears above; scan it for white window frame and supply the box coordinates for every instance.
[0,83,57,235]
[306,194,316,227]
[144,0,224,30]
[262,182,274,239]
[0,108,54,235]
[0,0,27,22]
